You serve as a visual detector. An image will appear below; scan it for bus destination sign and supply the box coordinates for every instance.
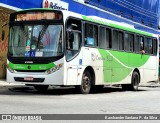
[15,12,62,21]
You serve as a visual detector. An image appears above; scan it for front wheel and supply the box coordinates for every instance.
[34,85,49,92]
[77,70,92,94]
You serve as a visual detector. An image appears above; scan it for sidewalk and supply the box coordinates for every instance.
[0,79,8,86]
[0,79,24,86]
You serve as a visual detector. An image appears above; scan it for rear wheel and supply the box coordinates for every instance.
[78,70,92,94]
[130,71,139,91]
[121,71,140,91]
[34,85,49,92]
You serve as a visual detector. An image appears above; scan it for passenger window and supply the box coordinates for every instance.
[129,34,134,52]
[134,35,140,53]
[99,27,111,49]
[124,33,129,51]
[153,38,157,55]
[148,38,153,54]
[66,18,82,60]
[140,36,144,51]
[112,30,119,50]
[93,25,98,46]
[106,28,112,48]
[119,31,124,50]
[84,23,98,46]
[99,27,107,49]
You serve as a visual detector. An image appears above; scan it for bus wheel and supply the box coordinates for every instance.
[34,85,49,92]
[79,70,92,94]
[130,71,139,91]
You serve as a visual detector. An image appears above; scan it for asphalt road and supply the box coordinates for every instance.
[0,84,160,114]
[1,83,160,122]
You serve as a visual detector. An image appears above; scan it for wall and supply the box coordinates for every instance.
[0,7,14,79]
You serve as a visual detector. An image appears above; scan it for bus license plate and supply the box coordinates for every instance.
[24,77,34,81]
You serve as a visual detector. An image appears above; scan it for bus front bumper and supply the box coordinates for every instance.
[6,69,64,85]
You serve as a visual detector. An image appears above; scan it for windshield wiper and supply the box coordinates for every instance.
[37,24,49,48]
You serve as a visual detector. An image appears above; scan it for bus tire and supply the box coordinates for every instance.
[130,71,140,91]
[34,85,49,92]
[78,70,92,94]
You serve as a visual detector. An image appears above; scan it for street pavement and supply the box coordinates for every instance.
[1,79,160,87]
[1,79,160,123]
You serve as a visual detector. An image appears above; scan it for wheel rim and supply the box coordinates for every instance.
[82,74,91,93]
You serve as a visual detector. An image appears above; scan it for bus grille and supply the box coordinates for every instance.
[15,70,46,72]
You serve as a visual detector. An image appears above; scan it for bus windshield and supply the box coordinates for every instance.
[9,24,63,57]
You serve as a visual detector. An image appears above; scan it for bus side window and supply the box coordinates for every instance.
[129,34,134,52]
[140,36,144,48]
[84,23,98,46]
[112,30,119,50]
[106,28,112,48]
[134,35,140,53]
[67,31,74,49]
[99,27,107,49]
[140,36,146,54]
[85,23,93,46]
[99,27,111,49]
[144,37,148,54]
[93,25,98,46]
[119,31,124,50]
[153,38,157,55]
[124,33,129,51]
[65,18,82,60]
[148,38,153,54]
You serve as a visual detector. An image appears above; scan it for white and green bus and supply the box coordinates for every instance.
[6,8,159,94]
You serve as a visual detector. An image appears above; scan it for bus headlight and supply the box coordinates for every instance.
[7,66,14,73]
[46,63,63,74]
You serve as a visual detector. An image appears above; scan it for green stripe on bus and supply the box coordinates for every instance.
[9,62,55,71]
[108,50,150,67]
[98,49,150,82]
[82,15,152,37]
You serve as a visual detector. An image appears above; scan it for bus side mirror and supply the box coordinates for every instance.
[2,30,5,41]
